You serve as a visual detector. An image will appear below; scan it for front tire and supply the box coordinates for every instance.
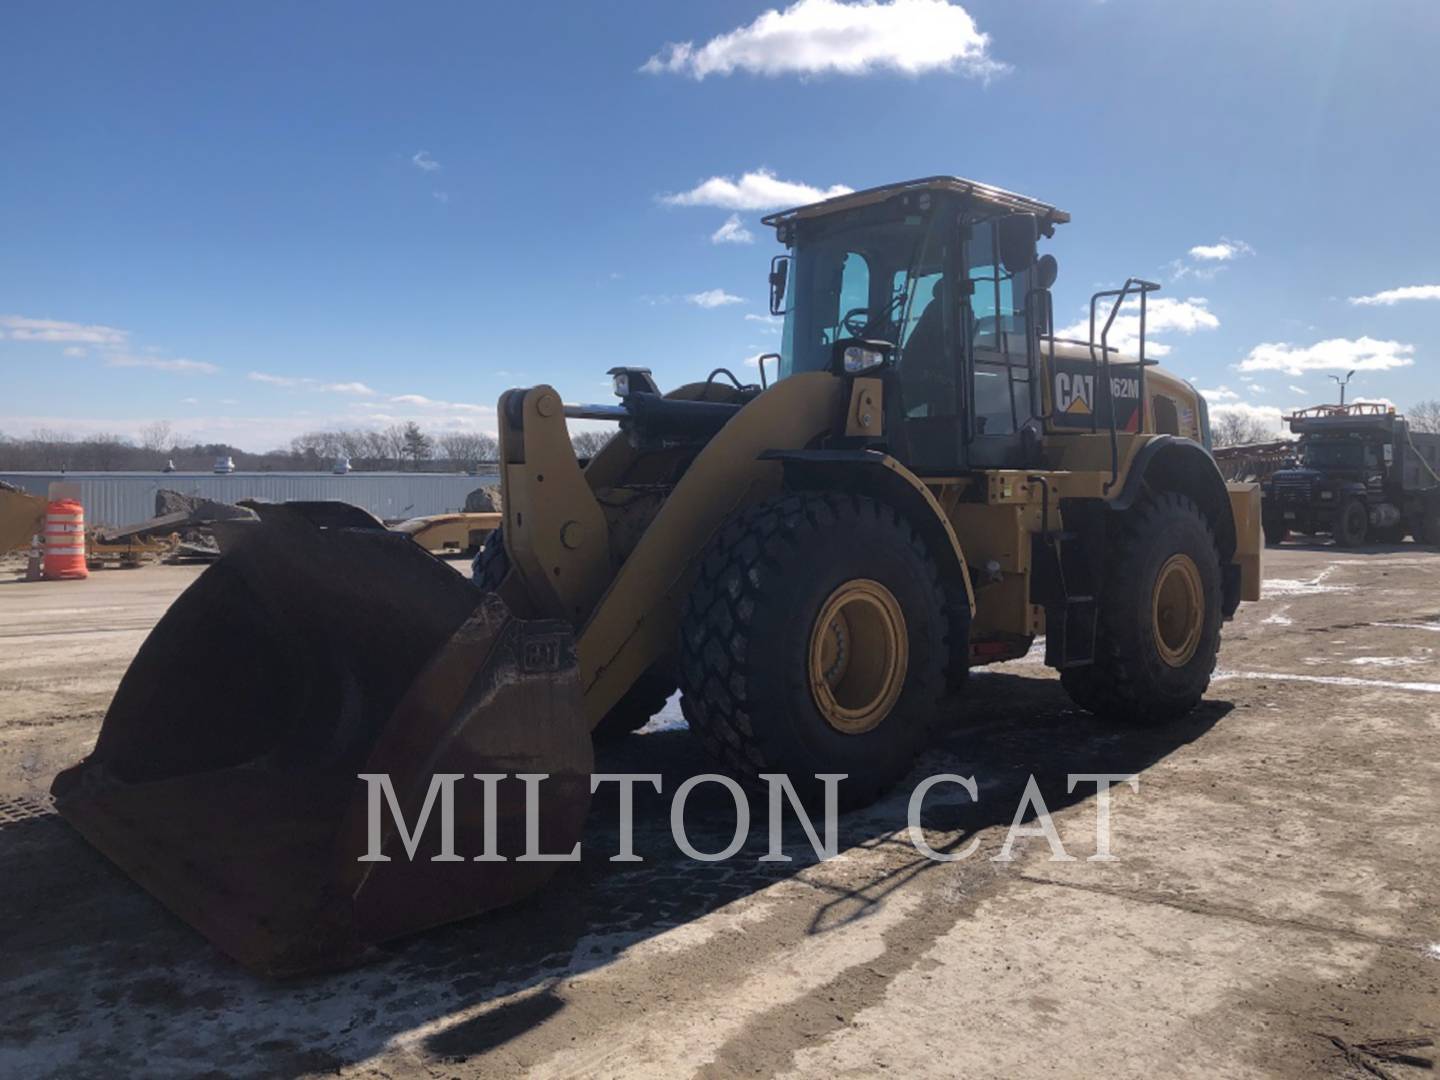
[1334,498,1368,546]
[1061,492,1223,724]
[679,492,951,808]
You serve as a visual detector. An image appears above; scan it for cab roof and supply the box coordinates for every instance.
[760,175,1070,230]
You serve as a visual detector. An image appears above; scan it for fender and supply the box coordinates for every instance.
[1111,435,1237,560]
[759,448,977,617]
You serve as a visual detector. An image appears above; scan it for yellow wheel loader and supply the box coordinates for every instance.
[52,176,1261,974]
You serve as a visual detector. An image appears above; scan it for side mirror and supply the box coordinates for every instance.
[1034,253,1058,290]
[997,213,1039,273]
[769,255,791,315]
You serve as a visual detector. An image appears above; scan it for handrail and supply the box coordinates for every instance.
[1087,278,1160,493]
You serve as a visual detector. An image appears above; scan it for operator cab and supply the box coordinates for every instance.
[765,176,1087,473]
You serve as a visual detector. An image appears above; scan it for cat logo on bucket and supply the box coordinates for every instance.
[1055,371,1093,415]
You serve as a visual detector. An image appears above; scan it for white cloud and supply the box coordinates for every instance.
[642,0,1002,80]
[662,168,851,211]
[1238,336,1415,376]
[1,314,128,346]
[1288,384,1307,395]
[1169,238,1252,282]
[180,397,199,405]
[248,372,376,395]
[711,214,755,245]
[1189,239,1254,261]
[249,372,302,387]
[433,191,450,204]
[385,394,491,414]
[1200,386,1239,401]
[63,346,85,357]
[411,150,440,172]
[688,289,745,308]
[1348,284,1440,306]
[1055,296,1219,358]
[106,355,219,375]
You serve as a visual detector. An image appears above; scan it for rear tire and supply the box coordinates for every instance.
[473,531,674,739]
[1334,498,1368,547]
[679,491,951,808]
[1060,492,1223,724]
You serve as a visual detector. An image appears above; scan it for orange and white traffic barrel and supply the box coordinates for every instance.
[43,498,88,580]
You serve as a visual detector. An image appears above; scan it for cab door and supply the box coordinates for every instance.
[961,219,1039,469]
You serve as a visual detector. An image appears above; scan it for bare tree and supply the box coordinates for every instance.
[362,429,392,465]
[1211,411,1273,448]
[1410,399,1440,434]
[290,430,340,466]
[379,425,408,468]
[139,420,174,453]
[571,428,616,459]
[438,431,498,471]
[86,432,133,469]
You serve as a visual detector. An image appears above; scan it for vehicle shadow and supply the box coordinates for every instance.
[0,672,1229,1078]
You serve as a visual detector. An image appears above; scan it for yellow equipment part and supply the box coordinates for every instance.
[50,174,1263,977]
[392,511,502,555]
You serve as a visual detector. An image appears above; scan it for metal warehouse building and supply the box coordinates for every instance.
[0,470,500,529]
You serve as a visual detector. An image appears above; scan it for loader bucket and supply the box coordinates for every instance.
[51,507,593,976]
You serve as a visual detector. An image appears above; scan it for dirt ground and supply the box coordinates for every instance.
[1,544,1437,1079]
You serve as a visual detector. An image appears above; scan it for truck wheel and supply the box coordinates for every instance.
[1060,492,1222,724]
[1261,514,1289,546]
[1334,499,1368,547]
[679,491,951,808]
[474,531,675,740]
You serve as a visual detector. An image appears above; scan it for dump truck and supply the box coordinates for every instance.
[52,176,1262,974]
[1261,403,1440,546]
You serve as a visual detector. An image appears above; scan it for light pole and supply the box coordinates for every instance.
[1330,369,1356,407]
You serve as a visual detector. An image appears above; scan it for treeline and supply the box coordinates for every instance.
[0,421,616,472]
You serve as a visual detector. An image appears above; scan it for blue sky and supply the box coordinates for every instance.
[2,0,1436,450]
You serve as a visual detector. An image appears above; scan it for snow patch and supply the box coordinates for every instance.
[1346,656,1425,668]
[639,694,689,734]
[1261,607,1293,626]
[1264,565,1351,597]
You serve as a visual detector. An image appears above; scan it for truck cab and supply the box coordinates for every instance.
[1262,403,1440,546]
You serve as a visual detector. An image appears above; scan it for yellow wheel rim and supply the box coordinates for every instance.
[1152,554,1204,668]
[808,579,908,734]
